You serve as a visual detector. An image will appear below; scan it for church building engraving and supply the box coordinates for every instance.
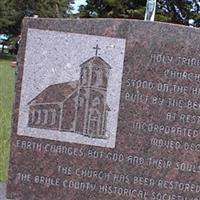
[28,45,111,139]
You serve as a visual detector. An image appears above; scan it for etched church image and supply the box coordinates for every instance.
[28,49,111,139]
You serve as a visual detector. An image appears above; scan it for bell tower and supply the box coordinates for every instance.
[75,44,111,139]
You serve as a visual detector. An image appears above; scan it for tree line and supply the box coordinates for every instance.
[0,0,199,36]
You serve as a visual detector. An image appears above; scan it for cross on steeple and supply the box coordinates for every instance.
[93,44,101,56]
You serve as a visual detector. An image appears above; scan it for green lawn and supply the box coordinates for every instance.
[0,57,15,182]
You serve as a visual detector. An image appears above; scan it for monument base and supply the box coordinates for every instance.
[0,183,9,200]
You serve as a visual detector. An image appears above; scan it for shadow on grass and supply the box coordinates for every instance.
[0,53,16,61]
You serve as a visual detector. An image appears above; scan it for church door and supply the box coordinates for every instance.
[88,109,101,138]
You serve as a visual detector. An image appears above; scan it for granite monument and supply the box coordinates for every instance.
[7,18,200,200]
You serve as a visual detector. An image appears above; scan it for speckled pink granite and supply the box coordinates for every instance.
[7,18,200,200]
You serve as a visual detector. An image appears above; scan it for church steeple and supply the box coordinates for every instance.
[79,56,111,89]
[75,46,111,138]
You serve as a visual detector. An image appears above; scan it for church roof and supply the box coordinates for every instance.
[28,81,79,104]
[80,56,111,69]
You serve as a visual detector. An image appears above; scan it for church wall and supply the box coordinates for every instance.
[75,88,88,134]
[91,66,109,89]
[102,68,110,89]
[60,92,77,132]
[28,104,61,130]
[75,57,110,139]
[80,67,90,87]
[86,89,107,138]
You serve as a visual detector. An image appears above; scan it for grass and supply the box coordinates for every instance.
[0,55,15,182]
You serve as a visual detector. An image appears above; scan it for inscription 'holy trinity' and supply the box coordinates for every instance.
[151,53,200,68]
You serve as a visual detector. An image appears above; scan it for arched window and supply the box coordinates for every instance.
[42,109,49,125]
[88,108,101,137]
[35,110,42,125]
[81,68,88,85]
[95,68,103,87]
[49,109,56,125]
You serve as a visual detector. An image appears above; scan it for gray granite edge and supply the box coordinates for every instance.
[0,183,8,200]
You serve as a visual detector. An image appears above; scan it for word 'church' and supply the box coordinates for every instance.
[28,45,111,139]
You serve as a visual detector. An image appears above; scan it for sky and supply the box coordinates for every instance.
[73,0,87,13]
